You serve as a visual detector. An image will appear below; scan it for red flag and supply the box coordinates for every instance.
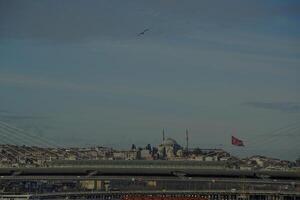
[232,136,244,146]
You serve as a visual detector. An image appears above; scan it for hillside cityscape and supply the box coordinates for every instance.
[1,136,299,170]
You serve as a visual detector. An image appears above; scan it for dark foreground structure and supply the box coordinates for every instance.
[0,160,299,200]
[1,160,299,178]
[1,190,300,200]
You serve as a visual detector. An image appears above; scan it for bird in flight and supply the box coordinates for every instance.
[137,28,150,36]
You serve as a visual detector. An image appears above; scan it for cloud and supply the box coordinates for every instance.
[0,73,199,117]
[244,102,300,113]
[0,109,47,121]
[0,115,46,120]
[0,0,298,42]
[0,72,150,97]
[0,110,10,114]
[0,73,110,93]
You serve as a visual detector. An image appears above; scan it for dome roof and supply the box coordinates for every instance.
[163,138,178,146]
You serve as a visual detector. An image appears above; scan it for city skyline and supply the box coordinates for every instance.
[0,0,299,160]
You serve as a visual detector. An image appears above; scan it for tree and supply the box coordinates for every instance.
[146,144,152,151]
[131,144,136,150]
[296,157,300,167]
[193,148,202,155]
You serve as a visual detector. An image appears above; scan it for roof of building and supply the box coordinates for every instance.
[163,138,180,146]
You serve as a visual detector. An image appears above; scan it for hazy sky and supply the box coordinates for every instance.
[0,0,299,160]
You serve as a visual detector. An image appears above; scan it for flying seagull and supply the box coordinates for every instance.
[137,28,150,36]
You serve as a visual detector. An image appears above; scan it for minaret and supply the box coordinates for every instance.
[186,128,189,156]
[162,128,166,159]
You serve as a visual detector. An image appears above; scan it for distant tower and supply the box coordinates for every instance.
[186,128,189,156]
[162,128,166,159]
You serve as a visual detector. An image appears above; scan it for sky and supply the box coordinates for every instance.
[0,0,299,160]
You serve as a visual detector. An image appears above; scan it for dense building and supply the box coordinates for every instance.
[296,157,300,167]
[0,141,297,170]
[158,138,182,159]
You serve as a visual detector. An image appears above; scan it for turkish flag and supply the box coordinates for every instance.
[232,136,244,146]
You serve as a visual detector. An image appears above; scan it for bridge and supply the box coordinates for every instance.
[0,160,299,179]
[1,190,300,200]
[0,160,299,199]
[0,168,299,199]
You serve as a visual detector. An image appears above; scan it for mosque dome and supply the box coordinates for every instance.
[163,138,179,146]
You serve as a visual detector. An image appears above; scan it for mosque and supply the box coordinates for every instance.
[158,137,184,159]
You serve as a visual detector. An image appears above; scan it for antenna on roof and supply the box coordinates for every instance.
[162,128,165,143]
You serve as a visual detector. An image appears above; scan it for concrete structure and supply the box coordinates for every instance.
[1,190,299,200]
[1,172,299,199]
[0,160,299,179]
